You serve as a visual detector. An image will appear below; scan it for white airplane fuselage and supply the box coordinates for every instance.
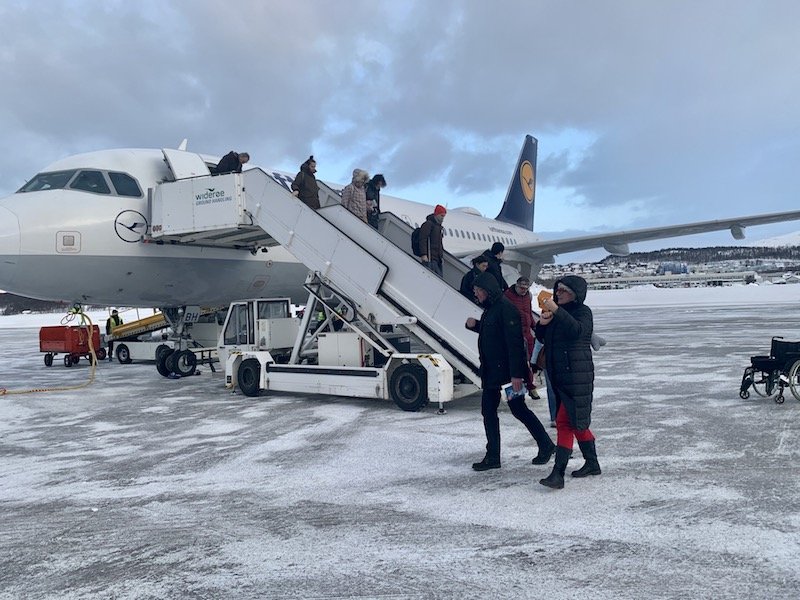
[0,148,537,307]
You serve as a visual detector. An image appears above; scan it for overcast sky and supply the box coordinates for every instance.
[2,0,800,255]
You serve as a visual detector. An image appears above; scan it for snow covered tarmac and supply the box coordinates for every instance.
[1,286,799,599]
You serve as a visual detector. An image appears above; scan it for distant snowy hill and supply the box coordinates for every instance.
[749,230,800,247]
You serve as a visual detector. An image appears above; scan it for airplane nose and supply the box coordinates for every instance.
[0,205,20,289]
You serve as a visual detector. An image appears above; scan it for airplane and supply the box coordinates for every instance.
[2,135,800,312]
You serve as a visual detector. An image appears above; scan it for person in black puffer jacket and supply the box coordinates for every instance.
[466,272,555,471]
[535,275,601,489]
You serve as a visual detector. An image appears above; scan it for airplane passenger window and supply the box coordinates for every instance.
[109,172,143,197]
[17,170,78,193]
[70,170,111,194]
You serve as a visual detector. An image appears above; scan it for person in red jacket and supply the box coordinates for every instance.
[503,277,540,400]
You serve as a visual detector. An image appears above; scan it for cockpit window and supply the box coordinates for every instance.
[109,172,143,197]
[69,170,111,194]
[17,170,78,192]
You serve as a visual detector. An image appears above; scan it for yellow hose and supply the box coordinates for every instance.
[0,305,99,396]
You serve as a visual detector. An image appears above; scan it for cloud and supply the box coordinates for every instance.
[2,0,800,241]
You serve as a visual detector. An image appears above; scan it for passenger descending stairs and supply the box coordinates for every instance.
[150,170,483,386]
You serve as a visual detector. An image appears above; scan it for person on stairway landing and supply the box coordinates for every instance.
[213,151,249,175]
[535,275,601,489]
[465,272,555,472]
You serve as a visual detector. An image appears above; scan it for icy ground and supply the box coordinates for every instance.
[1,286,799,599]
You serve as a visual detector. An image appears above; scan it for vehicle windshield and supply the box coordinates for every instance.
[17,170,78,193]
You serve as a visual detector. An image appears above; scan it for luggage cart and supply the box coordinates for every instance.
[39,325,106,367]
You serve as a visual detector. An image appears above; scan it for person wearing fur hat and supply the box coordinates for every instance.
[465,272,556,471]
[535,275,600,489]
[341,168,370,223]
[418,204,447,277]
[291,156,320,210]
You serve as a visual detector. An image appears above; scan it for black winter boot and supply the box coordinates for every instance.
[571,440,601,478]
[539,446,571,489]
[472,456,501,471]
[531,441,555,465]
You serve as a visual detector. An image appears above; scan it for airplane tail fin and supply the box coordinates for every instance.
[495,135,537,231]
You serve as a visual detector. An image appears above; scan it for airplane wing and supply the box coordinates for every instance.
[509,209,800,259]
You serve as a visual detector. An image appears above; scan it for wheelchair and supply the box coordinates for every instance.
[739,336,800,403]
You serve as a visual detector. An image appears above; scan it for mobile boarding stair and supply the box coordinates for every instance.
[148,166,483,411]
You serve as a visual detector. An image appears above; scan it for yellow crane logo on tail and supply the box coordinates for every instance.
[519,160,535,203]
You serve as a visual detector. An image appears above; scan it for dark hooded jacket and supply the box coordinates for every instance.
[365,174,385,212]
[459,267,481,303]
[418,214,445,263]
[214,151,243,175]
[481,248,508,290]
[291,158,320,209]
[535,275,594,430]
[466,271,528,388]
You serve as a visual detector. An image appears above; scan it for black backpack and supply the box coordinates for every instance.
[411,227,424,256]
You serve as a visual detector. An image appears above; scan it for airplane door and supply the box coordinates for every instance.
[162,148,211,180]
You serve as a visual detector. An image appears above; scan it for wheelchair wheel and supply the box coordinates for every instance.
[788,360,800,402]
[751,369,780,399]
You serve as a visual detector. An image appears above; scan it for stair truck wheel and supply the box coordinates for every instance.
[116,344,132,364]
[389,363,429,412]
[173,349,197,377]
[155,344,172,363]
[156,348,174,377]
[44,353,53,367]
[237,358,261,397]
[63,354,73,367]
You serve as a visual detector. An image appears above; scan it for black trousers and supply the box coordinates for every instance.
[481,386,551,461]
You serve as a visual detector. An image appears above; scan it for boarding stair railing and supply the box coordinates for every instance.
[150,170,483,387]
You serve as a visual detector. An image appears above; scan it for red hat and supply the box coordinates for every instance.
[434,204,447,216]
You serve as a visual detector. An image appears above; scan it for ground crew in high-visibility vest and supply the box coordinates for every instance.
[105,309,123,361]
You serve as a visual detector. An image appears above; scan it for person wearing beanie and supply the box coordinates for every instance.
[465,272,555,472]
[481,242,508,291]
[291,155,320,210]
[365,174,387,229]
[341,168,370,223]
[105,309,123,361]
[535,275,600,490]
[418,204,447,277]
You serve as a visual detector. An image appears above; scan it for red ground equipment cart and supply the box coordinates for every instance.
[39,325,106,367]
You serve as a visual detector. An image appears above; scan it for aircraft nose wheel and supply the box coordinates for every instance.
[172,349,197,377]
[156,348,174,378]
